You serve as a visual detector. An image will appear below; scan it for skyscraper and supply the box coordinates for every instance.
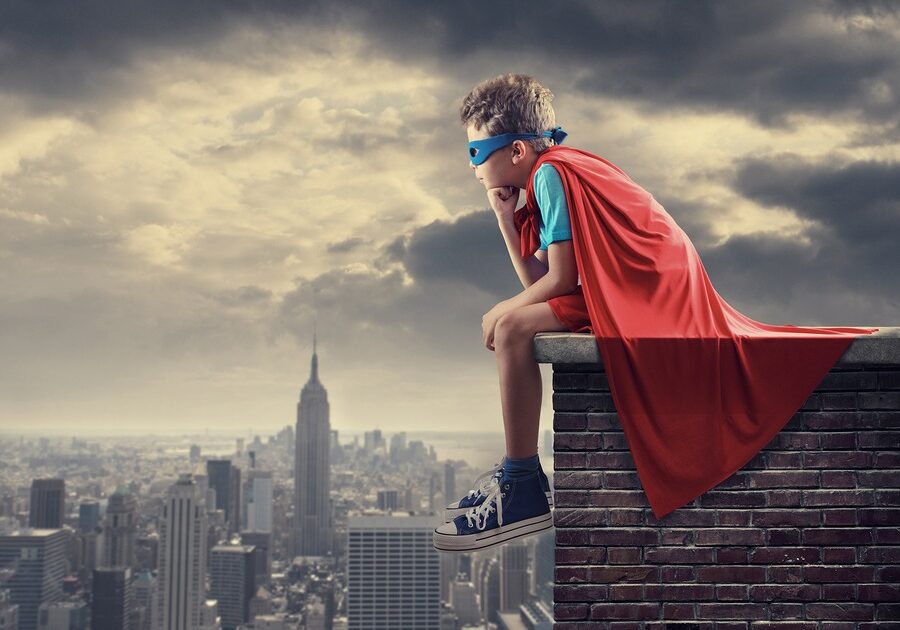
[155,474,208,630]
[28,479,64,529]
[443,463,456,509]
[101,489,136,569]
[209,545,255,630]
[92,566,133,630]
[244,470,273,533]
[347,515,440,629]
[449,578,481,626]
[532,529,554,605]
[478,557,500,626]
[36,600,88,630]
[237,531,271,586]
[292,333,332,557]
[500,541,529,612]
[206,460,241,534]
[0,528,67,630]
[77,500,100,532]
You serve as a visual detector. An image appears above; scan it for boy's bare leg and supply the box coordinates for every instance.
[493,301,571,459]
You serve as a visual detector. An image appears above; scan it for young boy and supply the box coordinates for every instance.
[432,74,878,553]
[433,74,583,553]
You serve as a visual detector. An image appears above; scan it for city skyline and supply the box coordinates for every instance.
[0,412,555,627]
[1,3,895,434]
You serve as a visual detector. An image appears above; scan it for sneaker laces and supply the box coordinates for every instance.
[465,460,503,500]
[465,476,505,531]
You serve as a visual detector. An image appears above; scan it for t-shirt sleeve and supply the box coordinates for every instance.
[534,163,573,251]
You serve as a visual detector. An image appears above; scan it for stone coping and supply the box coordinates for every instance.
[534,326,900,366]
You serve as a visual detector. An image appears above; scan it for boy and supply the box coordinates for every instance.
[432,74,878,553]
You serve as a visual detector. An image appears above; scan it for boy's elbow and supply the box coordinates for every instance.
[559,276,579,294]
[546,240,578,293]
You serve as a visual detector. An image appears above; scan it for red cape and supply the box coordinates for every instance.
[516,145,879,519]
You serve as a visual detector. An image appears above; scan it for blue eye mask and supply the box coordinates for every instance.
[468,126,568,165]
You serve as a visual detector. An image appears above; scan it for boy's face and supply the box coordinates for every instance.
[466,124,523,191]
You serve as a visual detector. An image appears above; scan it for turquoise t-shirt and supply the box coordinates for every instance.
[534,163,572,251]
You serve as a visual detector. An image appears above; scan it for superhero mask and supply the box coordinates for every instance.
[468,126,568,165]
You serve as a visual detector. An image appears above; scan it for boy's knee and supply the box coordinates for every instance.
[494,310,530,347]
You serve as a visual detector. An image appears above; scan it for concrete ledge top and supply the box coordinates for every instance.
[534,326,900,366]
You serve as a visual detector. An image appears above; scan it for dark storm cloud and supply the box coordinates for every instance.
[400,211,522,297]
[330,0,900,126]
[731,154,899,281]
[691,154,899,319]
[3,1,897,127]
[0,0,323,116]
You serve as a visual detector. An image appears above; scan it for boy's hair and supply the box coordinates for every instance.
[459,73,558,153]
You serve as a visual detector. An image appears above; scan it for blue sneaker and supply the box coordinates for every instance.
[433,470,553,553]
[443,460,553,522]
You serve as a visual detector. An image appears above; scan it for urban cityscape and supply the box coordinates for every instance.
[0,339,556,630]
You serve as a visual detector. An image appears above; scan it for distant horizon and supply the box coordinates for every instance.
[0,427,523,439]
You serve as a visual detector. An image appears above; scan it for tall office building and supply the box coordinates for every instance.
[28,480,65,529]
[206,460,240,534]
[92,566,133,630]
[449,579,481,626]
[376,490,398,512]
[36,600,88,630]
[443,463,456,508]
[0,528,67,630]
[77,500,100,532]
[428,472,442,513]
[77,529,99,583]
[500,541,529,612]
[209,545,255,630]
[478,557,500,626]
[133,570,156,630]
[440,554,458,603]
[388,432,406,465]
[237,531,271,585]
[101,489,136,569]
[347,515,440,629]
[244,470,273,533]
[155,474,208,630]
[363,430,384,454]
[542,429,553,460]
[532,529,554,605]
[292,334,332,557]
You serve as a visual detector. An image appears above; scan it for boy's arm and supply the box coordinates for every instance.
[497,215,550,288]
[501,239,579,311]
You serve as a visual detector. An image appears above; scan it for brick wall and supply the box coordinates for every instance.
[548,357,900,629]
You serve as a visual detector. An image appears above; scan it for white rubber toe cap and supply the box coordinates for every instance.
[435,520,458,535]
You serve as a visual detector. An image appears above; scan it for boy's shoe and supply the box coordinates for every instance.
[433,470,554,553]
[443,460,554,522]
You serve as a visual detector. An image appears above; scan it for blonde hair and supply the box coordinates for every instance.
[459,73,558,153]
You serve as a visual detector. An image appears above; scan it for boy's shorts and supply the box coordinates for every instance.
[547,284,593,333]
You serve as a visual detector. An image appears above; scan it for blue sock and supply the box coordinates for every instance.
[503,453,540,479]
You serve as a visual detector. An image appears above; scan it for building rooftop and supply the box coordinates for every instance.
[534,326,899,365]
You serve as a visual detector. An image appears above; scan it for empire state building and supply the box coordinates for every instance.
[292,333,333,557]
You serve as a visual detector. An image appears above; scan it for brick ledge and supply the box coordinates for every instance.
[534,326,899,366]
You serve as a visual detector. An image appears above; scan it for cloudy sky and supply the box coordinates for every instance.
[0,0,897,437]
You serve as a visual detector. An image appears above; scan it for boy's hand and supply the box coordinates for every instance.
[487,186,519,221]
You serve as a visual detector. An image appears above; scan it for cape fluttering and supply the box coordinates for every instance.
[515,145,879,519]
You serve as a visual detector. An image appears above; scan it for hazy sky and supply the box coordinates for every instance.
[1,1,897,436]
